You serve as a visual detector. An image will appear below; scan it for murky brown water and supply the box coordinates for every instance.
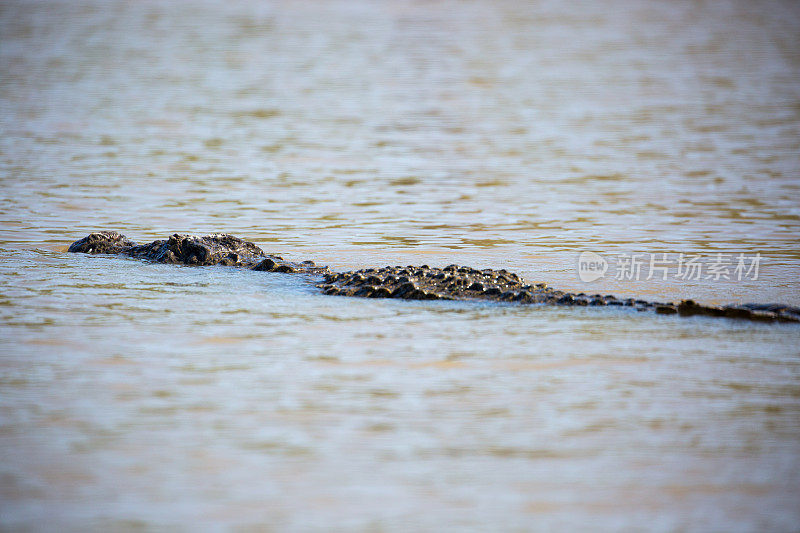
[2,0,800,530]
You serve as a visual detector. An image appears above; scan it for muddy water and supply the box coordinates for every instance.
[1,0,800,530]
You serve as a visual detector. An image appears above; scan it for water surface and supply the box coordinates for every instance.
[1,0,800,530]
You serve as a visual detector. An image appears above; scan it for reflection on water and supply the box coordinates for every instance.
[1,0,800,530]
[2,251,800,530]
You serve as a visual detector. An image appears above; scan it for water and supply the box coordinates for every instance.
[1,0,799,530]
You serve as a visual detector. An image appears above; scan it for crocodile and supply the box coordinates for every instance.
[67,231,800,324]
[67,230,328,273]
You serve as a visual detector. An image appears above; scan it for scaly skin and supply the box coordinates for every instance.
[67,230,327,273]
[68,232,800,323]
